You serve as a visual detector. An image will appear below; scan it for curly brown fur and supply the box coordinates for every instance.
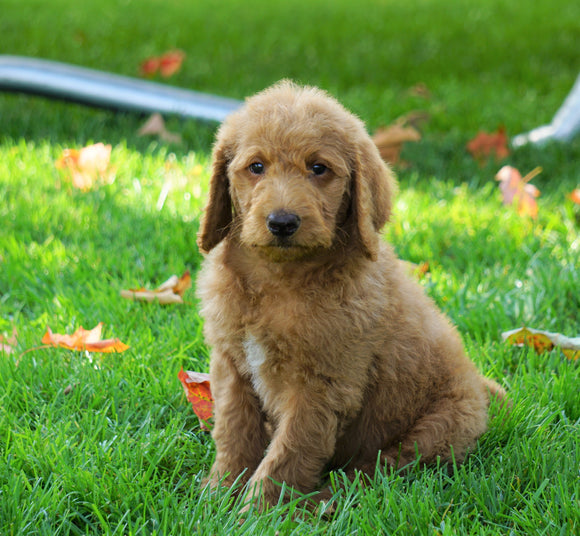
[196,81,506,508]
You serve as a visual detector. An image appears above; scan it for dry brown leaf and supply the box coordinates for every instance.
[372,124,421,164]
[138,113,182,144]
[407,83,431,99]
[121,271,191,304]
[42,323,129,353]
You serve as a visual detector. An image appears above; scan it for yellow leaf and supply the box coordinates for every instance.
[502,327,580,360]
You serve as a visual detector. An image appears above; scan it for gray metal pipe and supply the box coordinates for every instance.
[0,55,242,122]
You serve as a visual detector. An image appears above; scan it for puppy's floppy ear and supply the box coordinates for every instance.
[351,137,398,261]
[196,138,233,254]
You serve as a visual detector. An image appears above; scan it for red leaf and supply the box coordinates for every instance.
[178,368,214,429]
[158,50,186,77]
[139,50,185,78]
[139,57,160,77]
[467,127,510,164]
[42,323,129,353]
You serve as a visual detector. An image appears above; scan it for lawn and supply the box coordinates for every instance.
[1,0,579,534]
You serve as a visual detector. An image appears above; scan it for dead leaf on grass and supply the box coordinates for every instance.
[495,166,541,219]
[138,113,182,144]
[0,328,17,354]
[407,83,431,99]
[55,142,114,191]
[121,271,191,304]
[467,127,509,165]
[140,50,185,78]
[178,368,214,429]
[502,327,580,360]
[42,323,129,353]
[372,123,421,165]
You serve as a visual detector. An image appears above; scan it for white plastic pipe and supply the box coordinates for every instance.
[0,55,242,122]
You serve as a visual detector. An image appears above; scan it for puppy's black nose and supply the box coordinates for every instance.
[266,211,301,238]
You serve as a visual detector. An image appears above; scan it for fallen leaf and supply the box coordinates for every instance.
[0,328,17,354]
[407,83,431,99]
[139,57,160,78]
[42,323,129,353]
[569,188,580,204]
[401,260,430,279]
[372,123,421,164]
[158,50,186,77]
[502,327,580,360]
[55,142,113,190]
[467,127,509,165]
[495,166,541,219]
[140,50,185,78]
[138,113,182,144]
[178,368,214,429]
[121,271,191,304]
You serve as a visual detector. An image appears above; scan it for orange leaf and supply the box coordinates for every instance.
[495,166,541,220]
[467,127,509,165]
[173,271,192,296]
[120,271,191,304]
[401,260,430,279]
[42,323,129,353]
[502,327,580,360]
[569,188,580,204]
[55,143,113,191]
[178,368,214,429]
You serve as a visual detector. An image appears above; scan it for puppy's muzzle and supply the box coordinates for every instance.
[266,211,301,238]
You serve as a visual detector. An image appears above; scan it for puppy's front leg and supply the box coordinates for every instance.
[208,351,268,489]
[246,396,338,508]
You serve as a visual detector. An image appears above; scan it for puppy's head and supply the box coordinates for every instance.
[197,81,397,262]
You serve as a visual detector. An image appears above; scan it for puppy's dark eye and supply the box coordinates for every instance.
[249,162,265,175]
[311,163,328,176]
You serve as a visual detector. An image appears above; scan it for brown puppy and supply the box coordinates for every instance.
[196,81,505,507]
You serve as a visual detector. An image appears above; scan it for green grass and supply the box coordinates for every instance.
[1,0,579,534]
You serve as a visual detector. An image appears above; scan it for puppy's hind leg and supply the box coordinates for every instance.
[382,395,489,470]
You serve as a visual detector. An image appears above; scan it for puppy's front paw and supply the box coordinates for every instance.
[243,475,282,512]
[204,462,251,493]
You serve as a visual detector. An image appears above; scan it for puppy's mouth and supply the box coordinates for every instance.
[252,239,319,262]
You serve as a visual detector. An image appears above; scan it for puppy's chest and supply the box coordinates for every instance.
[242,334,270,401]
[241,330,299,408]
